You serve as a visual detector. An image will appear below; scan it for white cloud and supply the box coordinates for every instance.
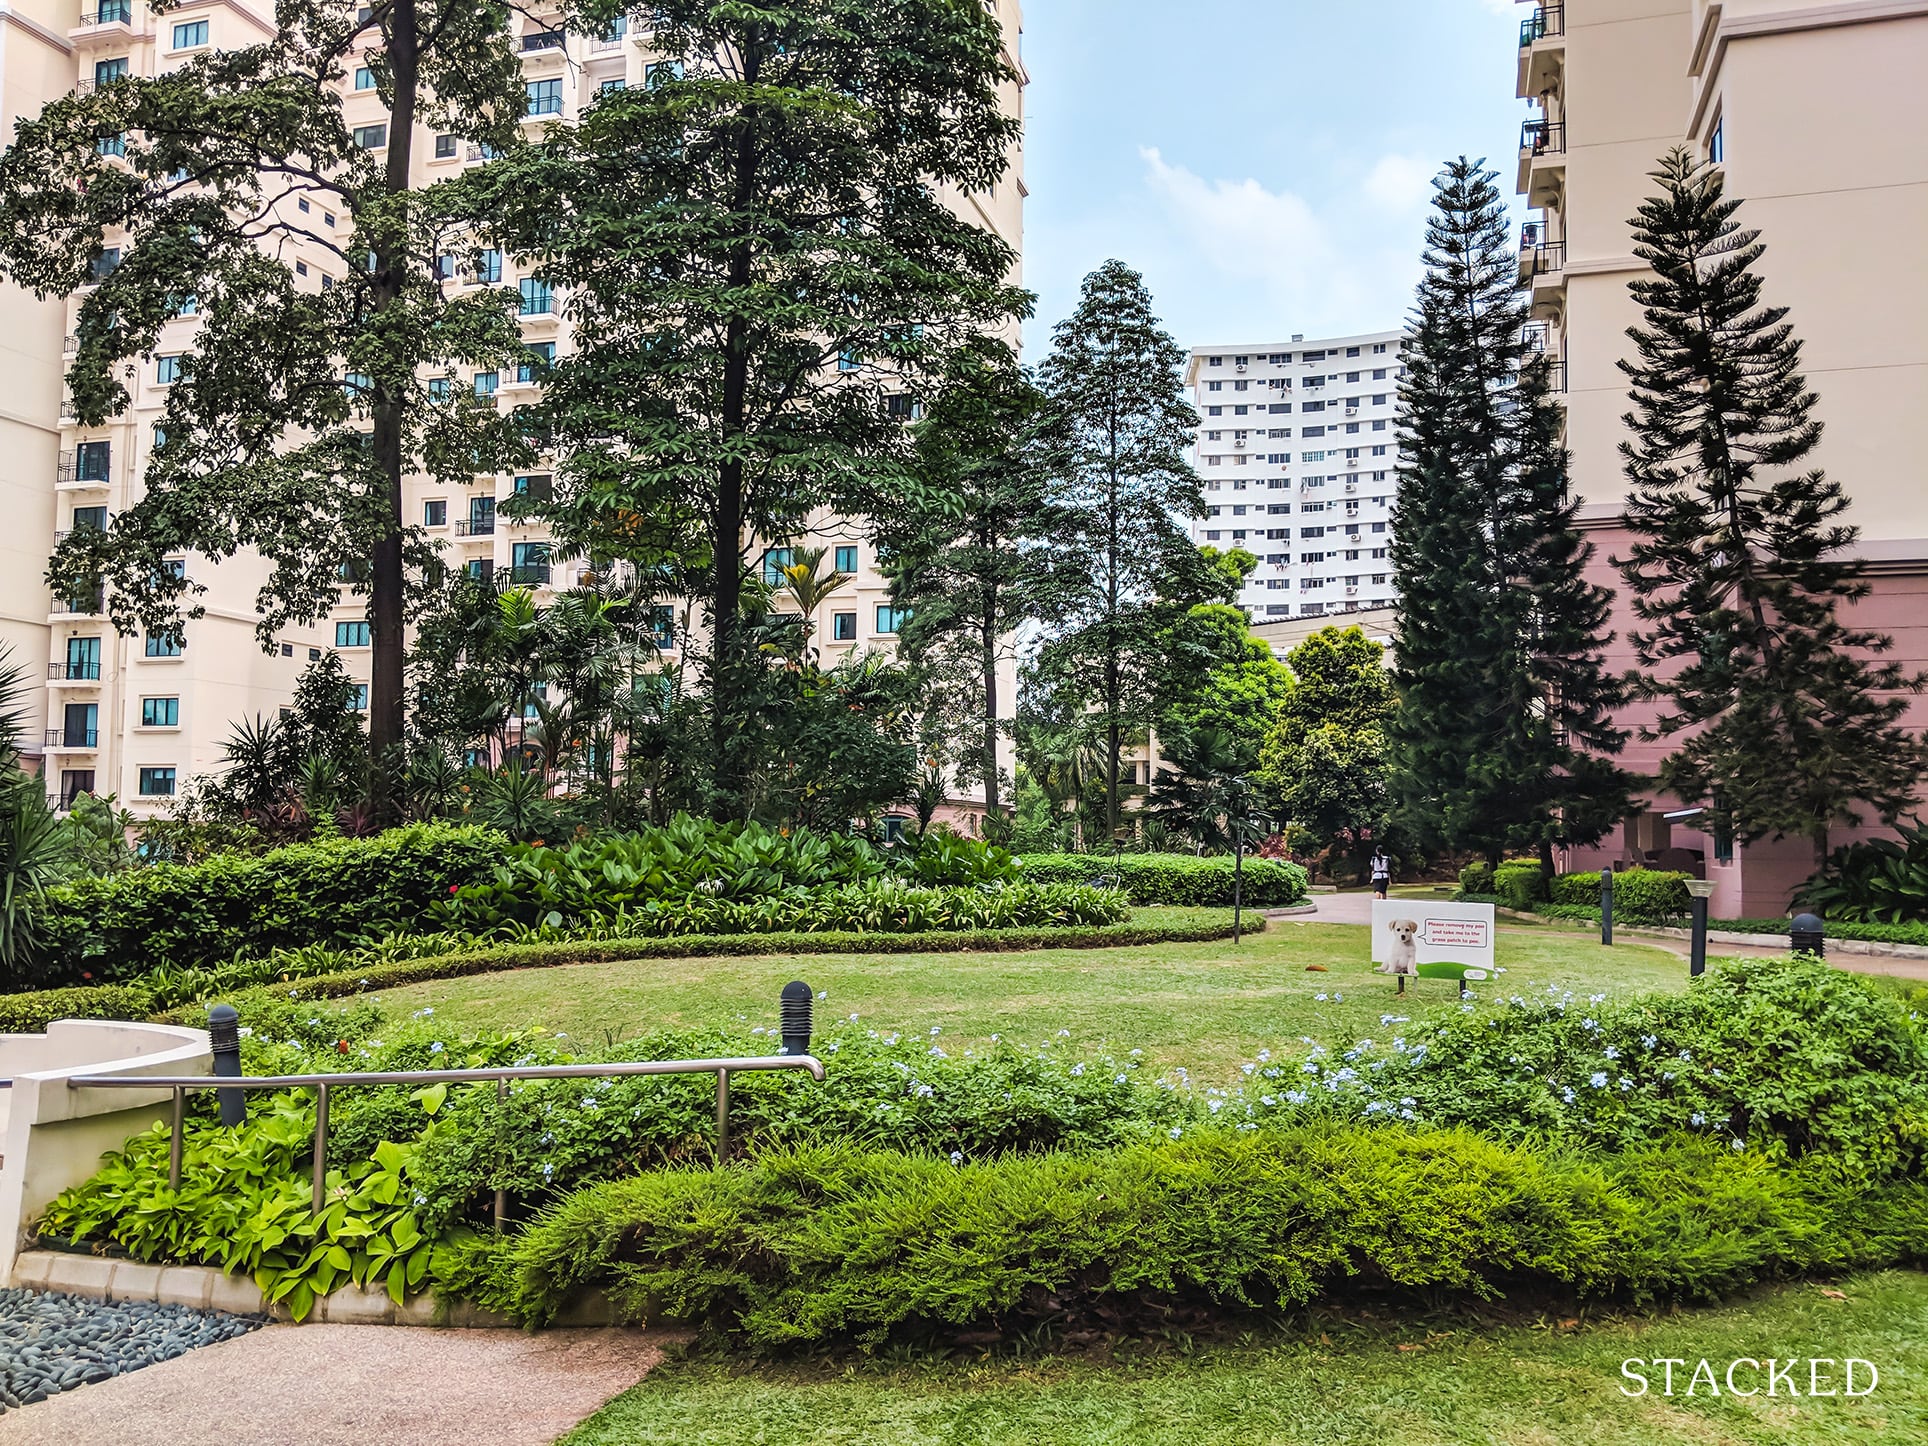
[1127,147,1433,342]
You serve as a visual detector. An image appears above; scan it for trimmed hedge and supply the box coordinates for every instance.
[1719,917,1928,948]
[1494,862,1547,913]
[1549,869,1690,925]
[151,912,1267,1024]
[22,824,505,989]
[1016,854,1308,907]
[479,1131,1928,1340]
[0,985,156,1034]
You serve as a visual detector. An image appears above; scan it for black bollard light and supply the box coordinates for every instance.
[779,980,814,1057]
[1790,912,1826,958]
[1600,862,1615,946]
[207,1002,246,1127]
[1684,878,1716,978]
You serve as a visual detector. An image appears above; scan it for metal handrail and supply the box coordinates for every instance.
[71,1053,825,1222]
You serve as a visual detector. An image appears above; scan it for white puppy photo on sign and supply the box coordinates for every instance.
[1370,900,1498,979]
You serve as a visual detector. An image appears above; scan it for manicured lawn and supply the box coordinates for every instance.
[559,1270,1928,1446]
[367,908,1701,1082]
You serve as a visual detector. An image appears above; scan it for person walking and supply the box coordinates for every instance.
[1369,849,1392,900]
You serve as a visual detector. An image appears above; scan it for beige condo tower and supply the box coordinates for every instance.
[7,1,1027,820]
[1514,0,1928,914]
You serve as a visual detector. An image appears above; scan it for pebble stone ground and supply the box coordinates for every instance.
[0,1288,261,1414]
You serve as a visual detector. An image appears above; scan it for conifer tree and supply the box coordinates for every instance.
[1617,149,1928,863]
[1031,260,1209,846]
[1389,157,1629,869]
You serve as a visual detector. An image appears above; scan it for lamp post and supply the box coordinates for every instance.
[1600,861,1614,946]
[1683,878,1717,978]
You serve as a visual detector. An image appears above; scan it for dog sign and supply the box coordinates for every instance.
[1371,900,1498,977]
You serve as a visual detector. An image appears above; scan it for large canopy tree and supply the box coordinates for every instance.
[1616,150,1928,863]
[463,0,1027,820]
[0,0,537,820]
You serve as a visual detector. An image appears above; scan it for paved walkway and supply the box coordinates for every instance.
[1275,893,1928,982]
[0,1324,665,1446]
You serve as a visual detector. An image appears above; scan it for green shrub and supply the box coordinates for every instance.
[21,824,505,989]
[1795,822,1928,924]
[153,913,1266,1023]
[483,1132,1928,1341]
[435,818,1017,935]
[1015,854,1308,907]
[1719,917,1928,947]
[1264,957,1928,1180]
[0,984,155,1033]
[1548,869,1690,925]
[1493,862,1547,912]
[1457,862,1496,896]
[439,879,1123,940]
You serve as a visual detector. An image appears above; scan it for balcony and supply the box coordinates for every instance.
[57,459,111,490]
[521,30,566,51]
[46,729,100,750]
[455,518,495,537]
[503,564,552,586]
[1517,6,1565,97]
[50,660,102,682]
[1517,120,1566,206]
[52,595,105,617]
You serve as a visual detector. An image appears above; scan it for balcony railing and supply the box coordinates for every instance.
[1520,6,1564,46]
[1522,322,1550,353]
[1521,120,1567,157]
[78,2,133,27]
[506,563,552,585]
[51,660,102,681]
[1526,241,1567,276]
[1541,361,1568,393]
[456,518,495,537]
[521,29,565,51]
[47,729,100,749]
[53,596,105,616]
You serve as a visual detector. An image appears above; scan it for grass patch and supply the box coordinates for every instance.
[560,1270,1928,1445]
[363,911,1698,1082]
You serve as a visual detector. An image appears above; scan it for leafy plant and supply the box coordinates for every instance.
[1795,822,1928,924]
[1016,853,1308,908]
[1548,869,1690,925]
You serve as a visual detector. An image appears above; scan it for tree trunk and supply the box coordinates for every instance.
[364,0,421,827]
[981,602,999,819]
[1539,834,1556,881]
[709,74,760,822]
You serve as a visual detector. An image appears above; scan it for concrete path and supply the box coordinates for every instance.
[0,1324,665,1446]
[1276,893,1928,982]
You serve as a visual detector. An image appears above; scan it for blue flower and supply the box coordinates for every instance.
[1589,1071,1608,1088]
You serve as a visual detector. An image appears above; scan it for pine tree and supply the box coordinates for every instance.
[1032,260,1209,847]
[0,2,534,821]
[883,342,1048,826]
[1617,149,1928,863]
[1389,157,1629,869]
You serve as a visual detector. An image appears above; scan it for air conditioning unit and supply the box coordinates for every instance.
[1344,482,1357,494]
[1346,587,1359,596]
[1346,457,1359,467]
[1235,364,1247,373]
[1345,407,1358,417]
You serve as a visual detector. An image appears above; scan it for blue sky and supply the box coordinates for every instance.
[1019,0,1526,353]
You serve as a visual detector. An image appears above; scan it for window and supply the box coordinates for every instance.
[156,354,183,385]
[97,134,127,158]
[834,545,857,574]
[465,558,494,584]
[761,547,794,585]
[75,440,111,482]
[72,505,108,532]
[172,19,209,48]
[473,371,498,397]
[516,341,555,383]
[837,349,862,373]
[649,604,674,649]
[644,60,684,87]
[424,499,447,528]
[1206,406,1222,417]
[145,632,184,657]
[352,123,387,151]
[354,66,376,90]
[59,770,96,808]
[324,211,337,227]
[90,248,122,282]
[599,79,627,94]
[1709,119,1724,165]
[875,605,908,635]
[518,278,553,315]
[96,0,131,18]
[1207,381,1222,393]
[350,684,369,712]
[335,620,371,647]
[477,249,502,283]
[513,473,552,500]
[139,767,177,797]
[141,696,180,728]
[94,57,129,86]
[831,611,857,642]
[525,79,562,116]
[510,542,550,583]
[435,134,457,159]
[66,637,102,681]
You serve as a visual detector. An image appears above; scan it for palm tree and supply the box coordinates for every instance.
[775,545,853,644]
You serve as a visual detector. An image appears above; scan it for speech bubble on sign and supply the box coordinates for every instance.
[1421,918,1491,950]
